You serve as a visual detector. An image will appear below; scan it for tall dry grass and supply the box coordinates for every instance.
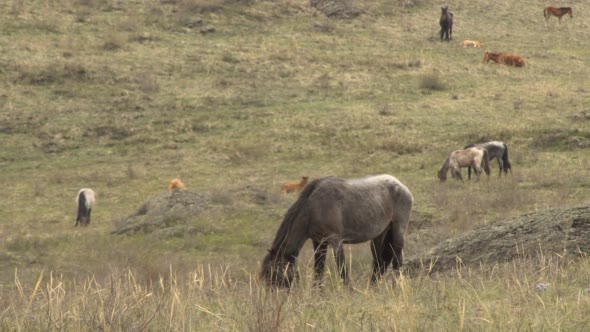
[3,253,590,331]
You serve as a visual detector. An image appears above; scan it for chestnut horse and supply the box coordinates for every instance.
[461,40,484,48]
[544,6,573,28]
[439,7,453,42]
[168,178,186,190]
[438,147,491,182]
[280,176,308,194]
[261,175,414,288]
[483,52,526,67]
[76,188,96,226]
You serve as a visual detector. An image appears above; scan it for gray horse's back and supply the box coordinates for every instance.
[307,175,413,244]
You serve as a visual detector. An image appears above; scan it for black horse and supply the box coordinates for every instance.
[440,7,453,42]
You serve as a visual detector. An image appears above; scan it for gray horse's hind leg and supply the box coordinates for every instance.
[371,225,405,283]
[370,232,388,283]
[389,227,405,271]
[312,240,328,285]
[496,157,503,176]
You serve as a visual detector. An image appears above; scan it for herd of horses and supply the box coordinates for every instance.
[74,4,553,289]
[75,141,512,288]
[441,5,573,68]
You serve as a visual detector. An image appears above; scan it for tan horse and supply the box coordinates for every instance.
[438,147,491,182]
[544,6,573,28]
[281,176,309,194]
[461,40,484,48]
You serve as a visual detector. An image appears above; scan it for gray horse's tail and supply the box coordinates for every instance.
[502,143,512,174]
[482,149,491,176]
[76,191,87,226]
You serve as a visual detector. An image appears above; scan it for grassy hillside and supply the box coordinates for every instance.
[1,0,590,329]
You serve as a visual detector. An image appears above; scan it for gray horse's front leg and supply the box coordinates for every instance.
[312,240,328,286]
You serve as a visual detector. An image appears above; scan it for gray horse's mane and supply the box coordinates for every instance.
[439,155,451,173]
[269,178,323,254]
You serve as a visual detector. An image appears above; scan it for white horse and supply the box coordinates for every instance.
[76,188,95,226]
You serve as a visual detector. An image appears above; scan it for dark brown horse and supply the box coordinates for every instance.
[260,175,414,288]
[440,7,453,42]
[544,6,573,28]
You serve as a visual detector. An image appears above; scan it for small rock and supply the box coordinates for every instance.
[200,26,216,34]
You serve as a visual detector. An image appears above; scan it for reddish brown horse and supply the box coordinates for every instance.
[168,178,186,190]
[544,6,573,28]
[281,176,309,194]
[483,52,526,67]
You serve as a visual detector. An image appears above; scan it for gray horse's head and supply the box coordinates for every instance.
[260,250,298,288]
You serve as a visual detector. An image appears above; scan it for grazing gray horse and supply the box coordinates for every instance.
[260,175,414,288]
[464,141,512,180]
[76,188,95,226]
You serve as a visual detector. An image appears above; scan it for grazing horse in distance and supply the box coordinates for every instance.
[168,178,186,190]
[438,147,491,182]
[439,7,453,42]
[544,6,573,28]
[461,40,484,48]
[464,141,512,180]
[76,188,95,227]
[280,176,309,194]
[483,51,526,67]
[261,175,414,288]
